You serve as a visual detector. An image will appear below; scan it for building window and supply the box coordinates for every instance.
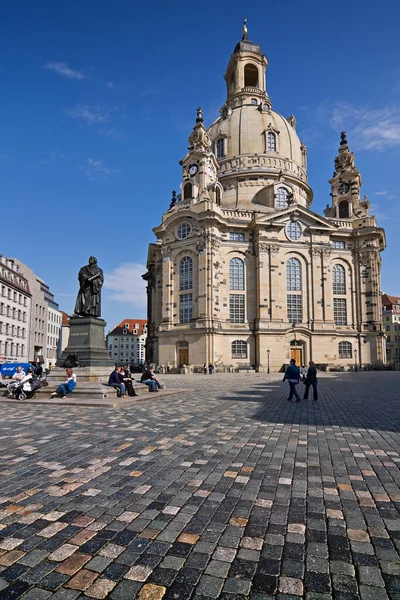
[231,340,248,359]
[286,221,302,241]
[183,182,192,200]
[229,258,244,290]
[176,222,191,240]
[244,63,258,87]
[229,294,245,323]
[179,293,193,323]
[215,186,221,204]
[333,264,346,295]
[275,187,289,208]
[339,200,349,218]
[287,294,302,324]
[332,240,345,249]
[334,298,347,325]
[229,232,245,242]
[386,325,390,332]
[216,138,225,159]
[250,98,258,105]
[180,256,193,290]
[267,131,276,152]
[338,341,352,358]
[286,258,301,292]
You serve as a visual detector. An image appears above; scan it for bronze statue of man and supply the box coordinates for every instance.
[74,256,104,318]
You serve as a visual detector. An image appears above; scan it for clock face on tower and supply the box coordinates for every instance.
[188,164,198,176]
[339,182,350,195]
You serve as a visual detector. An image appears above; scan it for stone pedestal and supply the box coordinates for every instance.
[57,316,112,368]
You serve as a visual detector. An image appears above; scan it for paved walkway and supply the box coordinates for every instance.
[0,372,399,599]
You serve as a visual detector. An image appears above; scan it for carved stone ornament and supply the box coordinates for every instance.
[257,243,279,258]
[322,247,331,263]
[196,238,206,254]
[310,247,322,257]
[220,104,232,120]
[161,245,171,262]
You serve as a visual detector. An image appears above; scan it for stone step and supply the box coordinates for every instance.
[35,381,151,400]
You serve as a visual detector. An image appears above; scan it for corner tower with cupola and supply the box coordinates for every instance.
[144,23,386,372]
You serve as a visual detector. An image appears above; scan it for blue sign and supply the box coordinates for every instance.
[0,363,31,377]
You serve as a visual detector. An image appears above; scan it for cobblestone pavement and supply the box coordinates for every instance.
[0,372,400,600]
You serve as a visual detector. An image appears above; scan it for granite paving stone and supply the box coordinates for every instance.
[0,372,400,598]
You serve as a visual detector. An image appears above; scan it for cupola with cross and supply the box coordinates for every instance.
[325,132,371,221]
[179,107,221,205]
[223,19,270,110]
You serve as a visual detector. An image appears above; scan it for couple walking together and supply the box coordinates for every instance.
[283,359,318,402]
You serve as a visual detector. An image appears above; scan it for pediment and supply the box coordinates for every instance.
[255,205,337,231]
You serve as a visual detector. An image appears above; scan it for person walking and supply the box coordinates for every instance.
[283,358,301,402]
[303,361,318,401]
[208,363,214,375]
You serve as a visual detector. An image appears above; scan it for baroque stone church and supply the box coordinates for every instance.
[144,24,386,372]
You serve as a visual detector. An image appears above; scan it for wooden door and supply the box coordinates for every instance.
[178,348,189,366]
[290,348,302,365]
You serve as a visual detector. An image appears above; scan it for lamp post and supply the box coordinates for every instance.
[267,349,270,374]
[354,348,358,372]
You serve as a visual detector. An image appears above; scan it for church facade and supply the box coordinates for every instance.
[144,26,386,372]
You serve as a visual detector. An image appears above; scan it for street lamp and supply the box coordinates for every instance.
[354,348,358,372]
[267,349,270,374]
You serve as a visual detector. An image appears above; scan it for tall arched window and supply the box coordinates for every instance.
[229,258,244,290]
[183,182,192,200]
[231,340,248,359]
[339,200,349,218]
[333,264,347,325]
[286,258,302,323]
[267,131,276,152]
[333,265,345,295]
[244,64,259,87]
[229,258,245,323]
[275,187,289,208]
[215,186,221,205]
[180,257,193,291]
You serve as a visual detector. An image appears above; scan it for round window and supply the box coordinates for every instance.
[286,221,302,241]
[176,222,192,240]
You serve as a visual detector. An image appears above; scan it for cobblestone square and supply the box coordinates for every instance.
[0,372,400,599]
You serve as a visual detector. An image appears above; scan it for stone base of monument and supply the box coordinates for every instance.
[57,316,112,368]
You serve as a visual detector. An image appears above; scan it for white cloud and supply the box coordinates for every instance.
[330,102,400,151]
[66,104,109,125]
[79,158,117,180]
[104,263,147,309]
[44,61,84,80]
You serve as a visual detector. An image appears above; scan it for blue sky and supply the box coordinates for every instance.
[1,0,400,329]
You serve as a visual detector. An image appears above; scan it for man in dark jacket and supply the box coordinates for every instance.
[108,366,126,397]
[283,358,301,402]
[303,361,318,401]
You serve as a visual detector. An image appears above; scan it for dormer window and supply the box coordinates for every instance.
[216,138,225,159]
[275,187,289,208]
[267,131,276,152]
[124,323,129,328]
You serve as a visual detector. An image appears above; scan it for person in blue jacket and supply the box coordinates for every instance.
[283,358,301,402]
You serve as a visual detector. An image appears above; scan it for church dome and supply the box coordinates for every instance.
[206,25,312,211]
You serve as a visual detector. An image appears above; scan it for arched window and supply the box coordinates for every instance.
[333,264,345,295]
[183,182,192,200]
[229,258,244,290]
[180,257,193,291]
[231,340,248,359]
[244,64,259,87]
[229,258,245,323]
[275,187,289,208]
[215,186,221,205]
[267,131,276,152]
[286,258,301,291]
[251,98,258,105]
[338,341,352,358]
[216,138,225,159]
[286,258,302,323]
[339,200,349,218]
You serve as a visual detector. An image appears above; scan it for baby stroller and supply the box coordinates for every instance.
[13,370,49,401]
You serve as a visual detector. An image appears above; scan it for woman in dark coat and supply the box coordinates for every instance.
[303,361,318,401]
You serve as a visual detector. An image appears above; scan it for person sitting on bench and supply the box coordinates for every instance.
[108,366,126,397]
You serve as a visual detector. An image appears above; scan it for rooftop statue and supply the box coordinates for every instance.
[73,256,104,318]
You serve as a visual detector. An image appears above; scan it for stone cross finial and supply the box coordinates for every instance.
[196,107,204,123]
[340,131,347,145]
[169,190,177,210]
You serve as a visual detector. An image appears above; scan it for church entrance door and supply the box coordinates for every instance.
[290,347,302,366]
[178,348,189,367]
